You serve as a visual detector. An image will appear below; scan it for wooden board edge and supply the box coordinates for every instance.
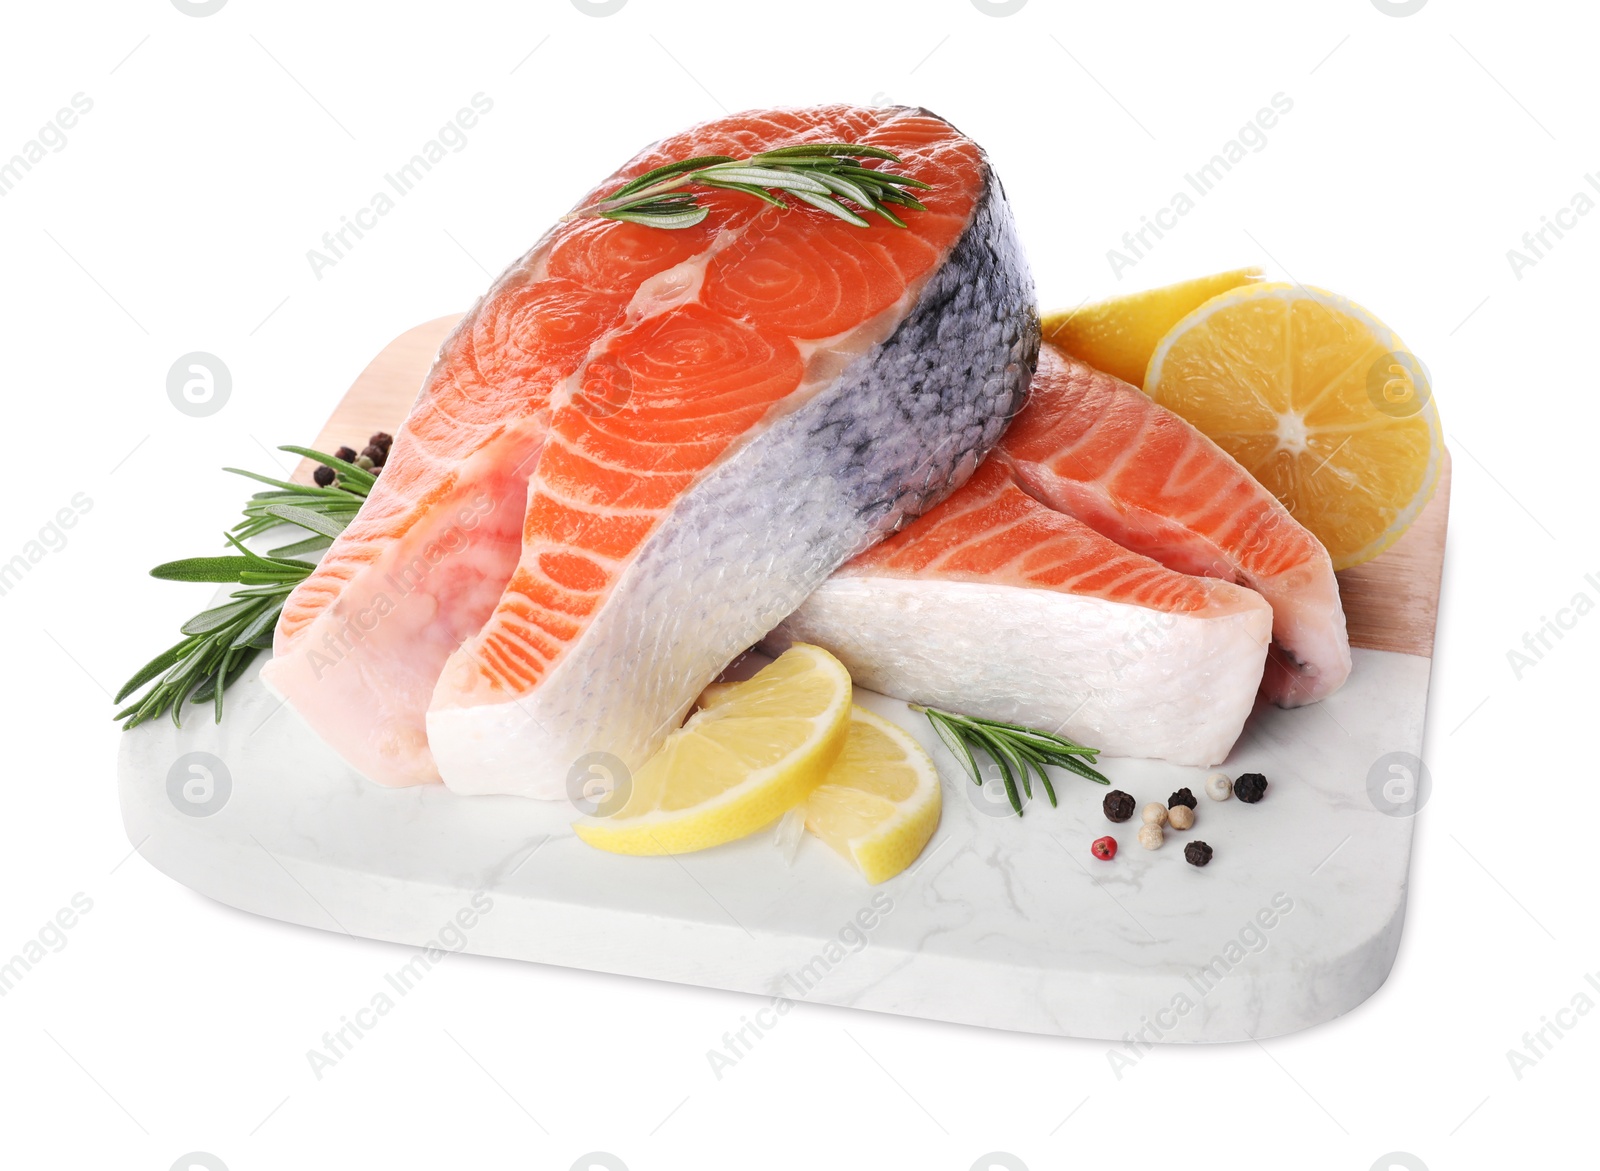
[293,314,464,481]
[1334,449,1452,659]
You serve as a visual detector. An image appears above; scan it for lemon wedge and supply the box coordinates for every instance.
[1144,282,1443,570]
[804,706,942,885]
[574,644,852,856]
[1042,267,1262,388]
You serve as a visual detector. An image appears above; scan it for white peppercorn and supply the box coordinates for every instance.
[1141,802,1168,826]
[1204,771,1232,801]
[1168,804,1195,831]
[1137,823,1164,850]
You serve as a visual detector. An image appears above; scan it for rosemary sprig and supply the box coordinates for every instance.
[227,445,375,556]
[913,705,1110,816]
[569,142,932,230]
[113,447,365,730]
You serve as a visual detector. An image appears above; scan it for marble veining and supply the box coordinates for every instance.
[118,647,1429,1042]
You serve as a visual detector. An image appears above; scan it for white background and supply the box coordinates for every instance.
[0,0,1594,1168]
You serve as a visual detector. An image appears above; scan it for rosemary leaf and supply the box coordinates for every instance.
[231,600,284,650]
[268,534,333,559]
[757,143,901,162]
[150,556,258,584]
[973,725,1034,812]
[607,206,711,229]
[836,163,932,190]
[278,446,377,492]
[1049,753,1111,788]
[789,189,871,228]
[113,643,189,704]
[609,155,737,199]
[966,724,1023,813]
[181,599,261,636]
[1038,765,1059,808]
[924,711,979,786]
[696,178,790,207]
[703,166,833,195]
[211,645,236,720]
[260,502,351,539]
[808,170,881,212]
[874,187,928,211]
[1012,744,1058,808]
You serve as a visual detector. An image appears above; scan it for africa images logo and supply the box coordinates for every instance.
[167,352,231,417]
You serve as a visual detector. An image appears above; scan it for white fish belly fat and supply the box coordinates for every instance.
[773,577,1272,768]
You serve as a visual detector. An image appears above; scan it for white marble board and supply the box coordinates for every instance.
[116,318,1450,1043]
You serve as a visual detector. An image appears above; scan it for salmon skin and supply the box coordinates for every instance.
[770,461,1273,767]
[261,106,1037,797]
[999,348,1350,707]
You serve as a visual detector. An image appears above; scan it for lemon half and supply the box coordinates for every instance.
[1144,282,1443,569]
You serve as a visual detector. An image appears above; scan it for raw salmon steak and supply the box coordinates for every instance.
[261,106,1037,797]
[774,343,1348,762]
[771,460,1272,766]
[999,347,1350,706]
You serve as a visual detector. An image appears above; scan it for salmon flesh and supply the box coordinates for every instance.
[998,348,1351,707]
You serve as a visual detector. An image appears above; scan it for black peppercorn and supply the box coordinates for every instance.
[1102,790,1136,822]
[313,465,336,487]
[335,445,358,462]
[1184,840,1213,867]
[361,443,387,467]
[1168,787,1197,810]
[368,431,393,451]
[1234,773,1268,803]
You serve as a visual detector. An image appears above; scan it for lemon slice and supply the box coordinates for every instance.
[574,644,852,856]
[804,706,942,885]
[1042,267,1262,388]
[1145,282,1443,570]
